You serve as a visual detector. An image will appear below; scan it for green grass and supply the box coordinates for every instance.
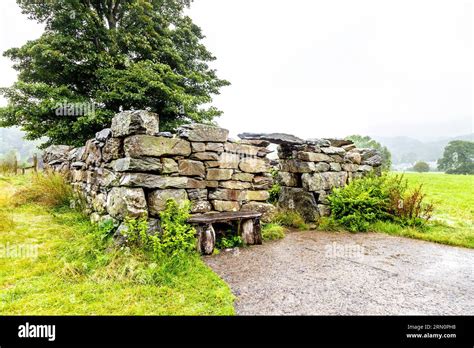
[370,173,474,248]
[0,175,234,315]
[272,209,309,230]
[261,223,286,241]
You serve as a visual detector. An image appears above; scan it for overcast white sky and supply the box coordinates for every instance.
[0,0,472,140]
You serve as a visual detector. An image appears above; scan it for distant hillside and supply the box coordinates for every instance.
[0,127,45,163]
[373,133,474,165]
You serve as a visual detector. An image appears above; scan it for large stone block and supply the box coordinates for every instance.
[187,188,208,201]
[252,175,273,190]
[325,138,353,147]
[318,204,331,217]
[102,138,123,163]
[278,187,319,222]
[191,142,206,152]
[43,145,73,163]
[358,148,379,161]
[305,138,331,147]
[91,193,107,214]
[224,143,259,156]
[301,172,348,191]
[329,162,342,171]
[296,152,332,162]
[219,180,252,190]
[321,146,346,155]
[119,173,188,189]
[314,162,330,172]
[209,188,246,201]
[280,159,316,173]
[124,135,191,157]
[245,190,270,201]
[185,178,208,189]
[147,189,188,216]
[206,143,224,152]
[95,128,112,142]
[84,139,102,167]
[238,132,304,145]
[191,152,220,161]
[216,153,240,169]
[206,168,233,181]
[98,169,120,187]
[358,165,374,172]
[190,200,212,214]
[106,187,147,219]
[344,151,361,164]
[161,158,179,173]
[240,202,276,223]
[109,157,163,172]
[212,200,241,212]
[342,163,359,172]
[240,139,271,147]
[178,159,205,177]
[239,157,269,173]
[232,172,254,182]
[276,172,299,187]
[178,124,229,142]
[362,155,383,167]
[111,110,159,137]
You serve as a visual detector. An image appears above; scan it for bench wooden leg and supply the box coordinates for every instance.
[253,217,263,245]
[241,218,262,245]
[241,219,255,245]
[196,223,215,255]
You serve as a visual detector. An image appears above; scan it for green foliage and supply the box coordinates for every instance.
[216,234,243,249]
[412,161,430,173]
[268,182,281,204]
[328,174,434,232]
[273,209,308,230]
[437,140,474,174]
[328,175,389,232]
[385,176,434,227]
[346,135,392,171]
[95,218,117,242]
[13,171,73,208]
[125,200,196,257]
[267,168,281,204]
[316,216,344,232]
[261,223,286,241]
[0,0,229,147]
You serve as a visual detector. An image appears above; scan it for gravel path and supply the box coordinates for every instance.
[204,231,474,315]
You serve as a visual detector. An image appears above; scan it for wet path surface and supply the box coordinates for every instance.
[204,231,474,315]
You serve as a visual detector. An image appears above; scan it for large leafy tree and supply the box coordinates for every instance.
[346,135,392,171]
[0,0,229,147]
[437,140,474,174]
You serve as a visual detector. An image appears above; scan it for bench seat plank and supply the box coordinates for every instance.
[188,211,262,224]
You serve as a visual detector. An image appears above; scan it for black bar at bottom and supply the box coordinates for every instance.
[0,316,472,346]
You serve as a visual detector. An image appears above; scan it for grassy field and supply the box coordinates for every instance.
[0,175,234,315]
[370,172,474,248]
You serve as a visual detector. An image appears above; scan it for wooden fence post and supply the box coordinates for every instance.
[13,155,18,175]
[33,154,38,173]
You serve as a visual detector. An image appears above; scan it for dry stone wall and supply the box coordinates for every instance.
[44,110,276,232]
[43,110,382,233]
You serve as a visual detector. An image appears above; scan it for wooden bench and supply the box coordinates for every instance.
[188,211,263,255]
